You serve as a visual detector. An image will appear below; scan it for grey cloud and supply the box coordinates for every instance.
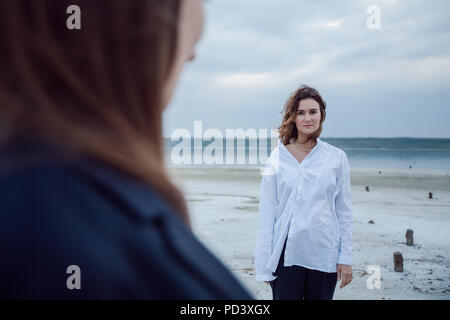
[163,0,450,138]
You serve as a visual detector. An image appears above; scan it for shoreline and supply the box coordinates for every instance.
[168,166,450,175]
[168,166,450,191]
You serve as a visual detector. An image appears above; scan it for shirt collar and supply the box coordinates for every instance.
[278,138,322,165]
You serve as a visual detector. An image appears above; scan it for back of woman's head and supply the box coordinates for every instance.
[0,0,190,223]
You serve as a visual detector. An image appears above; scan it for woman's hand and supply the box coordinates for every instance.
[264,281,270,285]
[337,264,352,288]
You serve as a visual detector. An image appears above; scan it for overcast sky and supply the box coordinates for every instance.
[163,0,450,138]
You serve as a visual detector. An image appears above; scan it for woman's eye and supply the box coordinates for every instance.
[298,111,316,115]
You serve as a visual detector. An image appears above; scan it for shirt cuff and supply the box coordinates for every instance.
[255,274,277,282]
[337,255,352,266]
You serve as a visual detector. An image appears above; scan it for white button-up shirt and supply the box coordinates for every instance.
[254,138,353,281]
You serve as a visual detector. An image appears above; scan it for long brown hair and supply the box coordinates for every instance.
[0,0,190,224]
[278,85,327,146]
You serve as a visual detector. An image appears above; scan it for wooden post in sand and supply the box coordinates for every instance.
[394,252,403,272]
[406,229,414,246]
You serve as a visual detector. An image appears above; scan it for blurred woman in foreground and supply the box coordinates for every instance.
[0,0,252,299]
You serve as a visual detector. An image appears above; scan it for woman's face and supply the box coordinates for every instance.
[295,98,322,137]
[163,0,204,107]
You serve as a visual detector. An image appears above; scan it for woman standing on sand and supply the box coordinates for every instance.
[254,85,353,300]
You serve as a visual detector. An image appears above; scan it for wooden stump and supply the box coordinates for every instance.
[429,192,433,199]
[365,186,370,192]
[394,252,403,272]
[406,229,414,246]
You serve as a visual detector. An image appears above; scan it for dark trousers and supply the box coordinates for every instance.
[270,240,337,300]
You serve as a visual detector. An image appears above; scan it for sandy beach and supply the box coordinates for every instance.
[168,166,450,300]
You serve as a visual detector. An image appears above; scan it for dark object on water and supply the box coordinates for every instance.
[378,171,381,174]
[368,220,375,224]
[365,186,370,192]
[394,252,404,272]
[429,192,433,199]
[406,229,414,246]
[409,165,412,169]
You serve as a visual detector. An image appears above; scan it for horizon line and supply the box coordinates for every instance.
[162,136,450,139]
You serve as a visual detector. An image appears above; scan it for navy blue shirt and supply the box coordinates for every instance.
[0,139,253,299]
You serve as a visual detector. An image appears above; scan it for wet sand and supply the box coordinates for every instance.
[168,167,450,300]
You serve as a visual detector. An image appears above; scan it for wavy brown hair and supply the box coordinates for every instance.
[0,0,190,224]
[278,85,327,146]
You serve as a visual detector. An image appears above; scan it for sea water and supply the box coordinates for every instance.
[164,137,450,171]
